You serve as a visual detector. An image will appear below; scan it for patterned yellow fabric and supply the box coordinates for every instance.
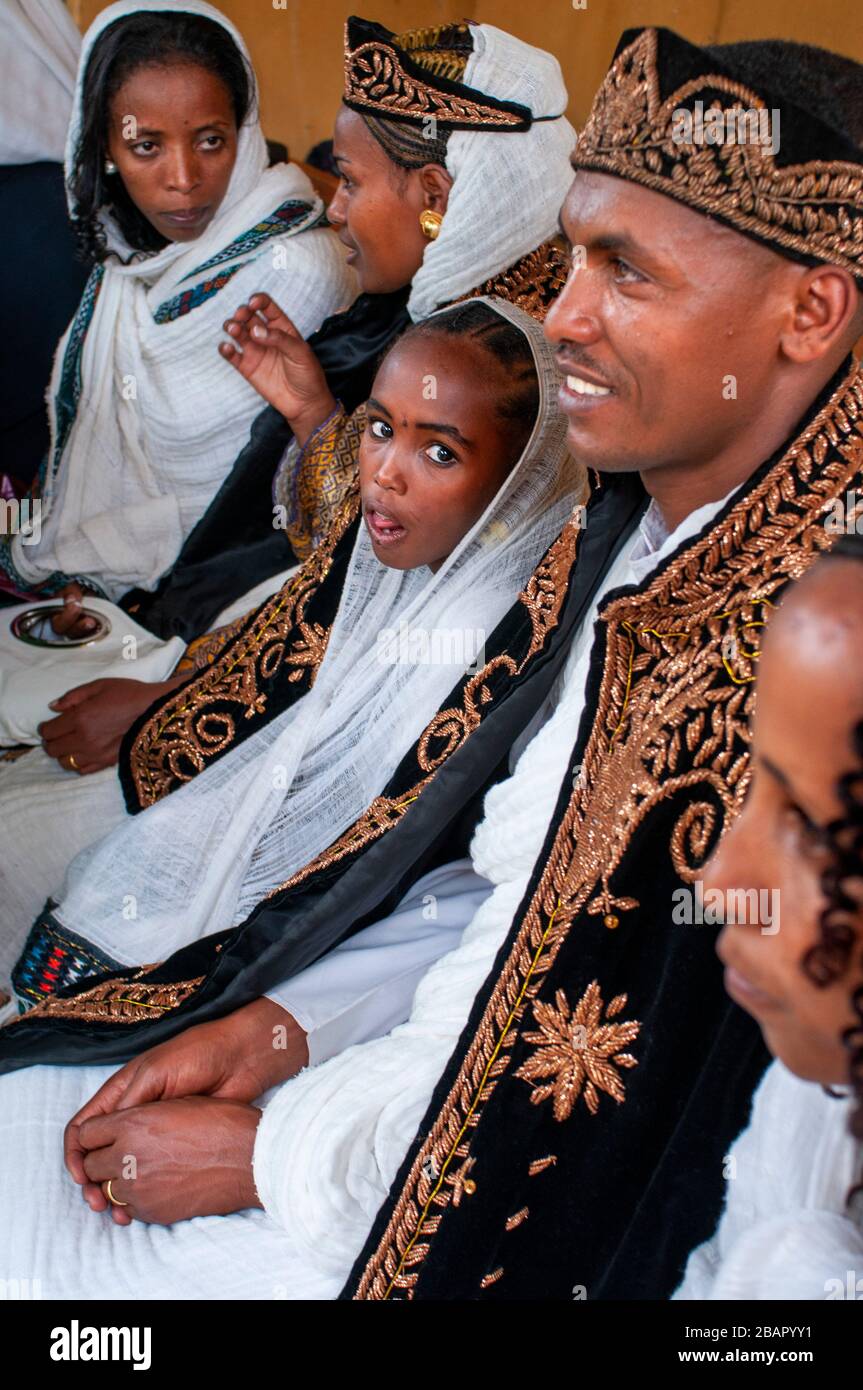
[277,404,368,564]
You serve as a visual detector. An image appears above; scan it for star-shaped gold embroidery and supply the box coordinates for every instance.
[515,981,641,1121]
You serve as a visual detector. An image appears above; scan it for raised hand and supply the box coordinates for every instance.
[219,292,337,445]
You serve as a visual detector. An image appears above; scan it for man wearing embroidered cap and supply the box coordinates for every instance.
[1,26,863,1305]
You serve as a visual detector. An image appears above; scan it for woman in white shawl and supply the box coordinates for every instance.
[0,0,354,604]
[0,14,576,961]
[0,300,584,1297]
[674,540,863,1300]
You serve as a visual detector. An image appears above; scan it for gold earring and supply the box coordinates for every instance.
[419,209,443,241]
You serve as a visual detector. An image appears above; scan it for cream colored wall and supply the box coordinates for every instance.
[69,0,863,159]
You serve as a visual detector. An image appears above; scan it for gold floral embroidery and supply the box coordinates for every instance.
[351,362,863,1300]
[515,982,640,1120]
[128,493,360,808]
[575,28,863,280]
[527,1155,557,1178]
[461,239,570,324]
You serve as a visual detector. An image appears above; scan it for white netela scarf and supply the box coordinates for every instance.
[9,0,350,600]
[407,23,577,323]
[49,298,585,967]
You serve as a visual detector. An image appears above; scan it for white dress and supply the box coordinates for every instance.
[674,1061,863,1300]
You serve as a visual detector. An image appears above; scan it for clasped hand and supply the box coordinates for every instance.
[63,1000,308,1225]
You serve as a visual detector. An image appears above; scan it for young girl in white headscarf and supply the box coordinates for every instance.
[0,302,586,1301]
[0,0,354,603]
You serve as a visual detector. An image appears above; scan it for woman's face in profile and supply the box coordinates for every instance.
[707,560,863,1086]
[106,60,239,243]
[327,106,445,295]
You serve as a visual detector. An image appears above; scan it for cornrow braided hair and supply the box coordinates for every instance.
[360,112,450,170]
[401,300,540,451]
[801,533,863,1198]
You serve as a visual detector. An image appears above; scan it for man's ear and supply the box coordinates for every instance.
[779,265,861,364]
[418,163,454,215]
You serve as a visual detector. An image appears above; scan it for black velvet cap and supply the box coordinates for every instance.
[573,27,863,284]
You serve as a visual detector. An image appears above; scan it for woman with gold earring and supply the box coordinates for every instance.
[220,15,577,560]
[0,17,578,945]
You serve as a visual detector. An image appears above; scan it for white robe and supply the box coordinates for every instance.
[674,1061,863,1300]
[0,492,741,1299]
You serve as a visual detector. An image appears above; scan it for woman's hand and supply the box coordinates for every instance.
[38,675,187,774]
[219,292,336,445]
[49,583,99,638]
[64,999,308,1206]
[77,1096,263,1226]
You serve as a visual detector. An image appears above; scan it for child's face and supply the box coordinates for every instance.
[358,333,532,573]
[707,562,863,1085]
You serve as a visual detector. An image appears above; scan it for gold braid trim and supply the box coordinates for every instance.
[14,515,583,1029]
[352,362,863,1299]
[575,29,863,280]
[264,515,582,898]
[128,491,361,808]
[12,964,204,1026]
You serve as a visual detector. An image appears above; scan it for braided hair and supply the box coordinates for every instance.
[394,301,540,467]
[800,532,863,1194]
[69,12,253,263]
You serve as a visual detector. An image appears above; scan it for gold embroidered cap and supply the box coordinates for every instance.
[574,27,863,284]
[343,15,546,132]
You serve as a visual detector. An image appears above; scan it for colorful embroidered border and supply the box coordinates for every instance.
[153,262,247,324]
[179,198,319,281]
[12,912,121,1012]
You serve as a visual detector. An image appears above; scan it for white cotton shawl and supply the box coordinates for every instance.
[49,298,585,967]
[0,0,80,164]
[407,23,576,323]
[10,0,354,600]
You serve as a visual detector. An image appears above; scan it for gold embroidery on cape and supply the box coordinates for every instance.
[12,964,204,1026]
[515,982,640,1120]
[352,361,863,1299]
[264,514,581,899]
[575,29,863,280]
[461,239,570,323]
[129,492,360,808]
[344,29,523,129]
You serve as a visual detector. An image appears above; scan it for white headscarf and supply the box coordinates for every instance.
[0,0,81,164]
[407,24,576,322]
[9,1,354,600]
[48,298,585,969]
